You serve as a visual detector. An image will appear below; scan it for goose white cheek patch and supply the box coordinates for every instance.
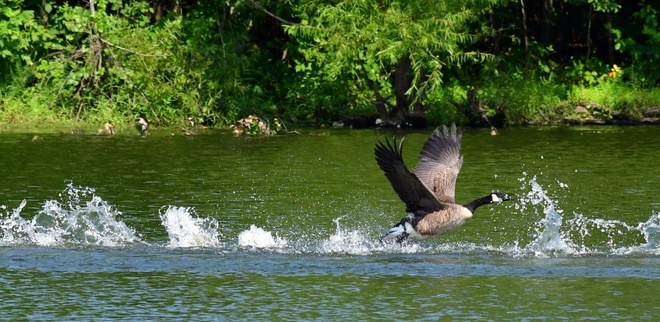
[491,193,502,202]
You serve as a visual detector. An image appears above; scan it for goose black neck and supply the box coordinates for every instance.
[463,195,494,213]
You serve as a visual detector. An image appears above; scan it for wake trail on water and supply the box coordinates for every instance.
[1,179,658,257]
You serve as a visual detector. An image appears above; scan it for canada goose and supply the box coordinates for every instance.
[375,123,512,243]
[97,122,115,135]
[137,117,149,136]
[181,117,197,136]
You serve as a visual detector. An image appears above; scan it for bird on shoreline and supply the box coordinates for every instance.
[375,123,513,243]
[97,122,115,135]
[137,117,149,136]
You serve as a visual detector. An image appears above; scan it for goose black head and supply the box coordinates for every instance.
[463,192,513,213]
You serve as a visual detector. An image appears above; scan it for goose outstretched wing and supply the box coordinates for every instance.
[413,124,464,203]
[374,136,443,215]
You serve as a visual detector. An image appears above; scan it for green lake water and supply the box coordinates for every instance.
[1,125,659,320]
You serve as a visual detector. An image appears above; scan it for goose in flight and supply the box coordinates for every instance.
[375,123,512,243]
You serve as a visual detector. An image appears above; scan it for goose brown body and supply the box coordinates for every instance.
[375,124,512,243]
[415,204,473,235]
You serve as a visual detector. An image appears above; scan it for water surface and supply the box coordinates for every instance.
[1,126,659,320]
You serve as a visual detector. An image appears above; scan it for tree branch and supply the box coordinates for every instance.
[249,0,299,26]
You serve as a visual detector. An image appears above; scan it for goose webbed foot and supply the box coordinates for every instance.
[379,230,409,245]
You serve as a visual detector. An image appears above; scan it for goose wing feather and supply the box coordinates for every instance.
[413,124,464,203]
[375,136,443,215]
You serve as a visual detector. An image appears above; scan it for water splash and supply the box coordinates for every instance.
[637,213,660,254]
[0,183,139,247]
[2,180,657,257]
[520,177,572,255]
[238,225,287,248]
[233,218,424,254]
[296,175,655,257]
[319,216,378,254]
[159,206,220,248]
[220,174,660,256]
[513,175,659,257]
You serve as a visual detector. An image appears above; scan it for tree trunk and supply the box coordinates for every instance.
[371,82,391,122]
[541,0,554,47]
[520,0,529,65]
[587,4,592,59]
[393,56,413,122]
[370,55,427,128]
[606,15,614,65]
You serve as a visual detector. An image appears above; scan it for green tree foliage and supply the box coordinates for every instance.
[1,0,281,127]
[0,0,54,81]
[1,0,659,129]
[285,0,495,125]
[610,1,660,85]
[450,0,660,125]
